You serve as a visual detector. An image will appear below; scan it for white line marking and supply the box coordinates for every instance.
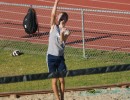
[0,26,23,30]
[85,13,130,20]
[36,0,130,12]
[85,28,130,35]
[0,10,25,14]
[86,21,130,27]
[0,18,22,22]
[91,0,130,6]
[0,34,48,42]
[86,35,130,42]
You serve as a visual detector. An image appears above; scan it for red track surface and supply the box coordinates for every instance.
[2,0,130,11]
[1,0,130,52]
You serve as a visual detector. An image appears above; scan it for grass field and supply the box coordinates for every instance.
[0,40,130,92]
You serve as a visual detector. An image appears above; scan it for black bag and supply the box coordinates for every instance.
[23,8,38,34]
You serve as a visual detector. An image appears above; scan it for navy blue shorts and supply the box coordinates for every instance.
[47,54,67,73]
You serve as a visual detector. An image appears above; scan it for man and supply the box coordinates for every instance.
[46,0,70,100]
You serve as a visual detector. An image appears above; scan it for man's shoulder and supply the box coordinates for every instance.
[50,24,58,33]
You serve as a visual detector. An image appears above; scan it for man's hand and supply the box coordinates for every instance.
[61,28,67,34]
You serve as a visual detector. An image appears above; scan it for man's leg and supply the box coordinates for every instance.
[59,78,65,100]
[52,78,60,100]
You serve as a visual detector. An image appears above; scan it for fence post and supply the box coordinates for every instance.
[81,9,86,58]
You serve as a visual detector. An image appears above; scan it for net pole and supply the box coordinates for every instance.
[81,10,86,58]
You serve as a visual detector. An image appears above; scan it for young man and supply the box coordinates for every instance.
[46,0,70,100]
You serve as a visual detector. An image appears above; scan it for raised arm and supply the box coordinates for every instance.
[50,0,60,26]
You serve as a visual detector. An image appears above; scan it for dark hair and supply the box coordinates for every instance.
[58,12,68,24]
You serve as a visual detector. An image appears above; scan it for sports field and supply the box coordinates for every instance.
[1,0,130,52]
[0,41,130,91]
[0,0,130,99]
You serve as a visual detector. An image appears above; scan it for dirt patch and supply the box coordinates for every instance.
[0,88,130,100]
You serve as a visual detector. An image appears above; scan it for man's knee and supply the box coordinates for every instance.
[52,78,58,85]
[59,78,65,84]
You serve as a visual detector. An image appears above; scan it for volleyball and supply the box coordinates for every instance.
[64,30,70,35]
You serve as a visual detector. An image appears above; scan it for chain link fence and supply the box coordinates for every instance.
[0,2,84,57]
[0,2,130,93]
[1,2,130,57]
[84,9,130,58]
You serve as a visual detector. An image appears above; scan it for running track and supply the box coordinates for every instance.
[1,0,130,53]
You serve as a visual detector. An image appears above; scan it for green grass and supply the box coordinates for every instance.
[0,40,130,92]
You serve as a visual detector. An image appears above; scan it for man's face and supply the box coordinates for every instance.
[58,13,63,22]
